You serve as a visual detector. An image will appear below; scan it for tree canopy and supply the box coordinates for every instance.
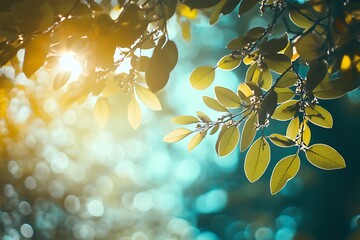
[0,0,359,197]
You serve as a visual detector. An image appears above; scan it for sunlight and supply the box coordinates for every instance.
[59,52,83,80]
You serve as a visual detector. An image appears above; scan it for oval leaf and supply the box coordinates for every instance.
[244,137,271,182]
[135,84,162,111]
[272,100,299,121]
[305,144,346,170]
[215,86,241,108]
[269,133,295,147]
[217,54,241,71]
[240,113,257,151]
[270,154,300,195]
[94,97,110,129]
[188,132,205,151]
[203,96,228,112]
[128,97,142,130]
[163,128,192,143]
[189,66,215,90]
[218,126,240,157]
[305,105,333,128]
[172,115,199,125]
[286,117,300,140]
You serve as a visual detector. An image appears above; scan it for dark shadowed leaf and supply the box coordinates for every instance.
[258,90,277,125]
[306,60,328,92]
[238,0,258,16]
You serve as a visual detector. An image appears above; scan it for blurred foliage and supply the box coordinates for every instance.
[0,0,359,239]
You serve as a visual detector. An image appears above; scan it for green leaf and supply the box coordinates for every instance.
[163,128,192,143]
[272,100,299,121]
[217,126,240,156]
[188,131,205,151]
[269,134,295,147]
[135,85,162,111]
[275,71,298,88]
[289,10,315,29]
[294,32,326,61]
[270,154,300,195]
[260,34,288,54]
[238,0,258,16]
[217,54,241,71]
[286,117,299,140]
[305,105,333,128]
[260,67,273,91]
[189,66,215,90]
[23,33,51,78]
[53,70,71,90]
[306,60,328,92]
[244,27,266,42]
[227,36,245,50]
[274,87,295,103]
[127,97,142,130]
[209,0,227,25]
[172,115,199,125]
[240,113,257,151]
[265,54,291,74]
[305,144,346,170]
[313,79,347,100]
[203,96,228,112]
[215,86,241,108]
[196,111,211,122]
[94,97,110,129]
[244,137,271,182]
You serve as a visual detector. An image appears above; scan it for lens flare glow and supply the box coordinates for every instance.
[59,52,83,80]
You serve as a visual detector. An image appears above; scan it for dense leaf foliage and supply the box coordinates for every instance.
[0,0,359,194]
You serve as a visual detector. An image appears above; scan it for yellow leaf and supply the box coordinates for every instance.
[215,86,241,108]
[301,121,311,146]
[177,3,198,19]
[274,87,295,103]
[238,83,253,101]
[209,0,227,25]
[189,66,215,90]
[286,117,299,140]
[93,97,110,129]
[127,97,142,129]
[270,154,300,195]
[163,128,192,143]
[172,115,199,125]
[217,54,241,71]
[305,105,333,128]
[188,132,205,151]
[269,134,295,147]
[244,137,271,182]
[202,96,228,112]
[305,144,346,170]
[341,55,351,71]
[240,113,257,151]
[196,111,211,123]
[272,100,299,121]
[135,85,161,111]
[23,32,50,78]
[217,126,240,157]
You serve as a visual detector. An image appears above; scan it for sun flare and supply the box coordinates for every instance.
[59,52,83,80]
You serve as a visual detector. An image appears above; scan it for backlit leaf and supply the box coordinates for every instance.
[218,126,240,157]
[189,66,215,90]
[269,134,295,147]
[270,154,300,195]
[163,128,192,143]
[209,0,227,25]
[188,131,205,151]
[210,124,220,135]
[203,96,228,112]
[94,97,110,129]
[313,79,347,99]
[244,137,271,182]
[135,85,161,111]
[23,33,50,78]
[286,117,299,140]
[238,83,254,101]
[128,97,142,130]
[196,111,211,122]
[260,67,273,91]
[305,144,346,170]
[240,113,257,151]
[265,54,291,74]
[217,54,241,71]
[275,71,298,88]
[181,20,191,41]
[305,105,333,128]
[215,86,241,108]
[294,32,326,61]
[172,115,199,125]
[272,100,299,121]
[301,121,311,146]
[275,87,295,103]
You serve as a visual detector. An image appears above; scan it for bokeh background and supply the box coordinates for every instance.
[0,4,360,240]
